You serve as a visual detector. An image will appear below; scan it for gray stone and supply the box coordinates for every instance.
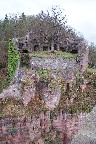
[0,83,21,100]
[71,106,96,144]
[31,57,77,71]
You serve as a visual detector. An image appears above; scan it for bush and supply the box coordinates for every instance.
[8,39,19,81]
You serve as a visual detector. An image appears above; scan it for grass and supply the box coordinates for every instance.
[36,69,47,75]
[29,50,77,59]
[87,67,96,73]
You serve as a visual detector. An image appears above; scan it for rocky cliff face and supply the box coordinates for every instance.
[0,51,93,143]
[0,110,87,144]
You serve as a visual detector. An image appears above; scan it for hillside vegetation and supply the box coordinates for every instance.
[0,6,86,69]
[0,6,96,103]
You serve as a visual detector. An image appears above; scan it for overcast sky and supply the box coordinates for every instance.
[0,0,96,44]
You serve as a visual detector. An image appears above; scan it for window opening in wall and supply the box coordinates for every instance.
[22,49,28,53]
[34,45,39,51]
[70,49,78,54]
[43,46,48,51]
[54,44,57,50]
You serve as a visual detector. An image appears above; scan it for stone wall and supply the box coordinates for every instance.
[0,110,87,144]
[30,57,77,71]
[13,32,89,74]
[78,44,89,73]
[0,46,90,144]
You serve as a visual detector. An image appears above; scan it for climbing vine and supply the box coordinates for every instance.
[8,39,20,81]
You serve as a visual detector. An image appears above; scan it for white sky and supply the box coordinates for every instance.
[0,0,96,44]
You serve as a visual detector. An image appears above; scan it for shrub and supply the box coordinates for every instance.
[8,39,19,81]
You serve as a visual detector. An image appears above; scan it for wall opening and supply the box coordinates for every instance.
[59,47,66,52]
[43,46,48,51]
[18,42,24,49]
[70,49,78,54]
[22,49,28,53]
[34,45,39,51]
[66,83,70,93]
[54,44,57,50]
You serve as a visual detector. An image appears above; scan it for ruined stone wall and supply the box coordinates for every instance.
[78,44,89,73]
[0,39,90,144]
[30,57,77,71]
[13,32,89,74]
[0,110,87,144]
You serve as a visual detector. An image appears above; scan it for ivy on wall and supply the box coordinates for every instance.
[8,39,19,81]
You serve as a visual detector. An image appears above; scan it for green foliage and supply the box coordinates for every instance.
[49,83,57,89]
[8,125,16,135]
[37,69,51,83]
[8,39,19,81]
[23,78,32,86]
[87,68,96,73]
[36,69,47,75]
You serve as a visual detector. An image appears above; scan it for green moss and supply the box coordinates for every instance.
[7,125,16,135]
[23,78,32,85]
[39,77,49,83]
[29,50,77,58]
[36,69,47,75]
[87,68,96,73]
[49,83,58,89]
[38,70,51,83]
